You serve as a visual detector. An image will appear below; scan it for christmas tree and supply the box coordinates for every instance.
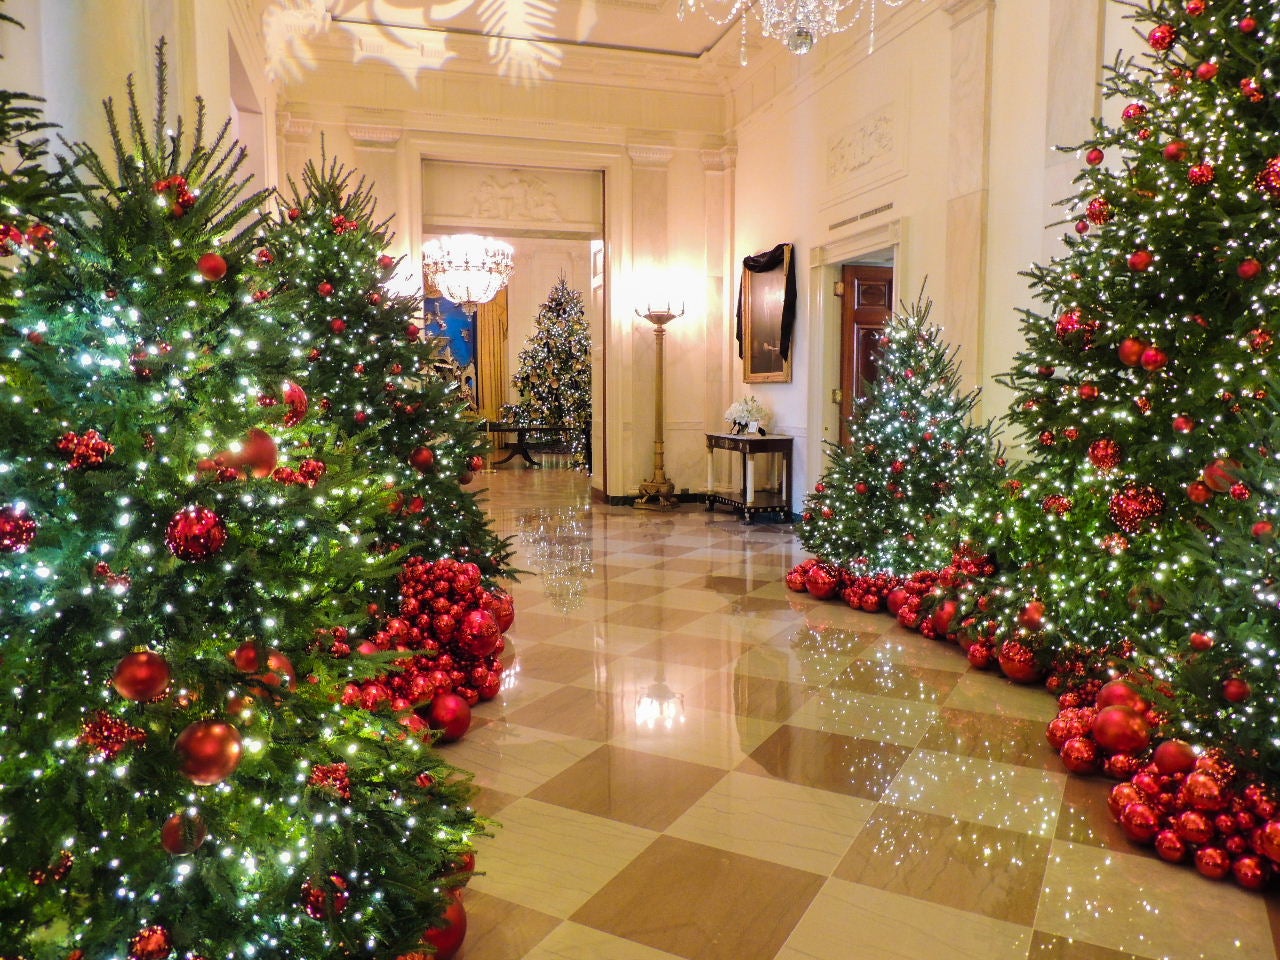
[0,56,484,958]
[258,156,513,578]
[502,275,591,469]
[797,296,1001,576]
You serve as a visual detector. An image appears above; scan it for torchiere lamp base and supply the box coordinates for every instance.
[633,478,679,511]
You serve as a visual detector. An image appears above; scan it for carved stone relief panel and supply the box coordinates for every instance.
[423,160,602,236]
[822,98,906,208]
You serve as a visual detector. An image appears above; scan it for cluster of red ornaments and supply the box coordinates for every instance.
[56,429,115,469]
[0,504,37,552]
[152,174,196,219]
[337,557,512,738]
[0,220,55,254]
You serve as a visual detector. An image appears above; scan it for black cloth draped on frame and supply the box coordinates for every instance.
[735,242,796,360]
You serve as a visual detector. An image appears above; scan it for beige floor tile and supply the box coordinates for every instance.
[731,639,862,687]
[834,805,1051,925]
[686,670,811,722]
[1054,774,1136,851]
[943,669,1060,722]
[529,744,726,830]
[504,684,620,741]
[571,835,824,960]
[830,658,962,703]
[444,722,602,797]
[776,877,1034,960]
[470,798,658,919]
[883,748,1066,837]
[1037,840,1277,960]
[739,725,913,801]
[666,770,875,874]
[525,922,688,960]
[512,641,617,685]
[787,690,941,747]
[460,889,562,959]
[676,611,800,645]
[629,633,747,670]
[1028,929,1155,960]
[611,705,782,770]
[918,707,1061,772]
[856,631,974,673]
[600,602,710,632]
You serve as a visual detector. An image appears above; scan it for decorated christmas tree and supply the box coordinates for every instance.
[502,275,591,469]
[259,156,512,578]
[0,58,485,957]
[797,296,1001,576]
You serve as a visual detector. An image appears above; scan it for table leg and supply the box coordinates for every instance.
[745,454,756,506]
[706,447,715,511]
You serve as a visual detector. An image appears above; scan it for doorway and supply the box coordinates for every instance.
[837,253,894,446]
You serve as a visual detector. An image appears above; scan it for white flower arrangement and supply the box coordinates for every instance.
[724,396,770,430]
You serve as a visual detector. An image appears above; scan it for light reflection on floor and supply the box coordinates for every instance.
[450,467,1280,960]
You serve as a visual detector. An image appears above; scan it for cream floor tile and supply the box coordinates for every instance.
[642,585,739,612]
[443,722,601,797]
[524,922,687,960]
[609,706,781,770]
[665,770,875,874]
[857,630,975,673]
[787,690,941,747]
[470,798,658,919]
[883,749,1066,838]
[776,878,1034,960]
[487,673,564,715]
[731,641,862,688]
[943,669,1060,722]
[678,611,802,645]
[1036,840,1278,960]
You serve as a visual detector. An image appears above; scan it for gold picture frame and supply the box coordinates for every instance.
[741,246,793,383]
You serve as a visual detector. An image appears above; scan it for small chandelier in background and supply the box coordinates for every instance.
[678,0,927,64]
[422,234,515,316]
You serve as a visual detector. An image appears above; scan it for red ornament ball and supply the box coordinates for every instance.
[1060,736,1100,775]
[1255,157,1280,201]
[785,567,808,592]
[1127,250,1153,272]
[1091,705,1151,754]
[459,608,501,658]
[1172,414,1195,433]
[1017,599,1046,630]
[160,811,207,855]
[467,454,485,472]
[317,280,334,296]
[1195,846,1232,880]
[805,564,841,601]
[428,693,472,743]
[378,253,395,270]
[1188,163,1215,186]
[1096,679,1149,714]
[1078,382,1099,401]
[1086,197,1113,225]
[1223,678,1252,703]
[197,252,228,282]
[420,891,468,960]
[301,874,350,920]
[1181,771,1228,812]
[1186,481,1214,505]
[1195,60,1219,81]
[1232,854,1271,890]
[165,506,228,562]
[1155,829,1188,863]
[1184,0,1204,14]
[112,651,172,702]
[1120,802,1161,844]
[1117,338,1146,367]
[174,720,243,785]
[1147,23,1176,50]
[1087,438,1123,472]
[1238,258,1263,280]
[1153,738,1197,775]
[1139,346,1168,371]
[997,641,1042,683]
[0,504,37,552]
[128,925,173,960]
[1255,820,1280,863]
[1252,521,1275,540]
[1121,103,1147,124]
[1085,148,1105,166]
[1189,631,1215,651]
[329,318,347,333]
[409,446,436,473]
[1163,140,1188,162]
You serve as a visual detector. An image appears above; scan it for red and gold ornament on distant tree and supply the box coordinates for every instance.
[1088,438,1122,471]
[128,925,173,960]
[1108,484,1166,534]
[301,874,350,920]
[165,506,227,562]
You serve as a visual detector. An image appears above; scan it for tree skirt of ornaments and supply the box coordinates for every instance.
[786,554,1280,892]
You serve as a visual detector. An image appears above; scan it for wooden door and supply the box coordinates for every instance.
[837,264,892,446]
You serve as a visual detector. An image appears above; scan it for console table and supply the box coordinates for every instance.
[704,433,793,523]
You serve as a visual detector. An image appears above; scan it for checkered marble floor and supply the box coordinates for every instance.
[452,468,1280,960]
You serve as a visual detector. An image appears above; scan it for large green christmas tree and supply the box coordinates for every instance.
[0,60,482,958]
[502,275,591,469]
[797,297,1001,575]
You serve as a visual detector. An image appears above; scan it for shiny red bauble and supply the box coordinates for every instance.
[0,504,37,552]
[1088,438,1122,471]
[1117,337,1147,366]
[804,564,841,601]
[1017,600,1046,631]
[160,811,207,855]
[113,650,172,702]
[1096,679,1149,714]
[1091,705,1151,755]
[1232,854,1271,890]
[1108,782,1144,820]
[409,446,436,473]
[784,568,807,592]
[1085,148,1104,165]
[1186,481,1213,504]
[427,693,472,743]
[458,608,500,658]
[1176,810,1215,845]
[1120,802,1160,844]
[420,890,467,960]
[317,280,334,296]
[1238,258,1263,280]
[1127,250,1153,272]
[1202,458,1240,493]
[885,587,909,616]
[1181,771,1228,812]
[1172,414,1195,433]
[1163,140,1188,162]
[1152,738,1197,775]
[997,641,1042,683]
[301,874,350,920]
[1147,23,1175,50]
[932,599,958,634]
[196,252,228,282]
[1154,829,1187,863]
[1078,382,1099,401]
[1187,162,1215,186]
[1194,60,1218,81]
[1223,677,1252,703]
[1194,845,1232,880]
[1254,820,1280,862]
[1139,346,1168,370]
[1060,736,1100,775]
[174,720,244,785]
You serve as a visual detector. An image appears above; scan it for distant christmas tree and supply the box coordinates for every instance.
[797,297,1001,574]
[502,276,591,469]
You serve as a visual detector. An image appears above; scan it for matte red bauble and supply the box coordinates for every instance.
[933,599,958,634]
[1172,414,1195,433]
[885,587,909,616]
[427,693,472,743]
[112,651,171,702]
[317,280,334,296]
[1117,338,1146,366]
[1223,678,1251,703]
[458,609,500,658]
[165,506,227,562]
[174,720,244,785]
[239,428,278,478]
[1017,600,1046,630]
[1238,258,1263,280]
[1091,705,1151,754]
[1187,481,1213,505]
[1239,16,1257,32]
[409,446,436,473]
[1194,846,1231,880]
[1202,458,1240,493]
[1139,346,1168,370]
[1085,148,1104,165]
[1194,60,1218,81]
[1153,738,1197,775]
[1096,680,1149,714]
[129,925,173,960]
[1154,829,1187,863]
[1127,250,1153,272]
[804,564,841,601]
[420,891,467,960]
[1120,802,1160,844]
[378,253,395,269]
[1163,140,1188,162]
[160,811,207,855]
[1078,382,1099,401]
[196,252,228,281]
[1060,736,1100,775]
[1253,521,1275,539]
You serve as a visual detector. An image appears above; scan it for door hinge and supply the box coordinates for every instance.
[834,280,845,297]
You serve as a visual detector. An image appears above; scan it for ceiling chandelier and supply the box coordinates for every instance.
[678,0,926,64]
[422,234,515,316]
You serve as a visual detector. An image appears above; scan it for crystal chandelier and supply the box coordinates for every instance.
[422,234,515,315]
[678,0,926,64]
